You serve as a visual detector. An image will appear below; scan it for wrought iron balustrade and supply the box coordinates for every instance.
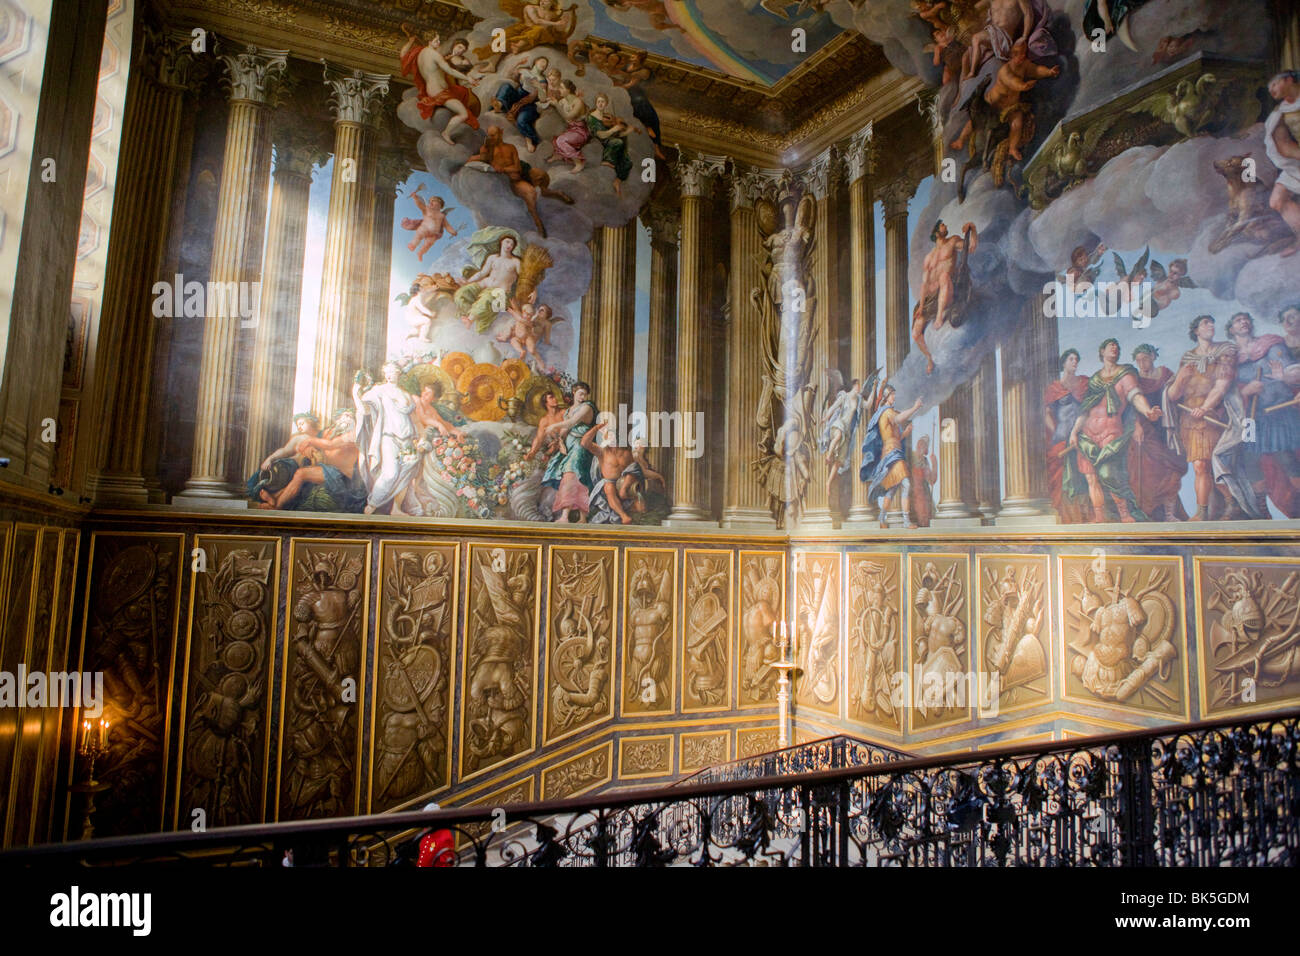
[676,734,912,787]
[3,708,1296,867]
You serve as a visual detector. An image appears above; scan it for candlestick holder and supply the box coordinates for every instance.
[70,718,111,841]
[767,621,798,748]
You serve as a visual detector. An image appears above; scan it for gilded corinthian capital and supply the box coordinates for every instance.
[215,44,289,104]
[842,123,876,184]
[322,62,391,125]
[674,151,727,199]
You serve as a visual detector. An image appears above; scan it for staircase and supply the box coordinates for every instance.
[4,708,1297,867]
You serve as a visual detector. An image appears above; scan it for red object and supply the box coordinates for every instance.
[400,44,480,128]
[417,829,455,867]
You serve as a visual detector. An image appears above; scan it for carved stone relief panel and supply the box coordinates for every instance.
[794,551,841,718]
[541,740,612,799]
[544,546,616,745]
[369,541,458,812]
[178,535,280,828]
[460,543,541,780]
[622,548,676,717]
[277,538,369,821]
[738,550,784,709]
[683,550,732,712]
[976,554,1052,716]
[1059,555,1187,720]
[908,553,973,732]
[845,553,904,735]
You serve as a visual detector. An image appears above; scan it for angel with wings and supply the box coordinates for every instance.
[1150,257,1196,313]
[401,184,458,261]
[817,367,879,507]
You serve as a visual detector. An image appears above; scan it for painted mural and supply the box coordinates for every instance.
[224,0,1300,530]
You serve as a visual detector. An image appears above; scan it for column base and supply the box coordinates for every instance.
[931,515,984,528]
[664,504,719,528]
[720,507,775,530]
[172,488,249,511]
[997,497,1055,524]
[86,472,151,507]
[795,509,839,530]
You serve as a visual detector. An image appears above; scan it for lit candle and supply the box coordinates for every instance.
[99,718,108,748]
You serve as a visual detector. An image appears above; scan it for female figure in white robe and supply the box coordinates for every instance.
[353,362,420,514]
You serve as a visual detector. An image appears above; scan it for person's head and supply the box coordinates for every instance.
[499,235,517,255]
[916,435,930,453]
[535,304,552,320]
[428,195,445,210]
[1268,69,1300,102]
[930,220,947,242]
[881,384,896,407]
[1069,246,1089,269]
[547,67,562,83]
[428,33,442,49]
[382,360,401,383]
[1099,338,1120,363]
[1190,314,1215,342]
[572,381,591,403]
[543,392,559,412]
[485,125,502,144]
[563,79,577,94]
[1281,304,1300,335]
[333,407,356,434]
[594,92,609,110]
[534,56,549,72]
[450,39,467,56]
[1060,348,1080,374]
[420,381,441,403]
[1132,343,1157,373]
[1167,258,1187,279]
[1228,311,1254,338]
[293,412,321,435]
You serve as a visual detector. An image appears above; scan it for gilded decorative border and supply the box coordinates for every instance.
[540,740,613,800]
[905,552,974,734]
[792,550,843,719]
[542,544,618,746]
[617,733,675,780]
[620,547,678,718]
[1192,555,1300,720]
[682,548,734,714]
[458,542,543,783]
[275,537,371,820]
[679,729,730,773]
[1056,553,1189,722]
[366,539,459,812]
[973,553,1054,718]
[175,534,282,828]
[736,549,785,711]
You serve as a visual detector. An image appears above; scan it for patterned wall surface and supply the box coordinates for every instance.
[14,515,1300,844]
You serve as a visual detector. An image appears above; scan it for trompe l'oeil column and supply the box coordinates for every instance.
[309,63,389,427]
[180,45,287,501]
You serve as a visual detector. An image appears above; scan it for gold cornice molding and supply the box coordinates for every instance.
[661,68,927,167]
[158,0,901,159]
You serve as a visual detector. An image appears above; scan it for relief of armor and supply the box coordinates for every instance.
[545,547,615,742]
[371,542,456,812]
[684,551,731,711]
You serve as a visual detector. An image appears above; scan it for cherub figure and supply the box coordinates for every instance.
[1150,257,1196,313]
[401,184,458,261]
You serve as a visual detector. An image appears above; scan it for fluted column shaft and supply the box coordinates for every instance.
[971,350,1000,517]
[935,384,979,519]
[668,155,723,523]
[363,154,406,374]
[90,33,196,503]
[578,238,601,386]
[243,142,319,477]
[310,66,388,424]
[999,296,1053,518]
[721,174,769,526]
[880,180,914,374]
[595,223,636,413]
[845,145,877,522]
[183,47,286,498]
[644,207,678,493]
